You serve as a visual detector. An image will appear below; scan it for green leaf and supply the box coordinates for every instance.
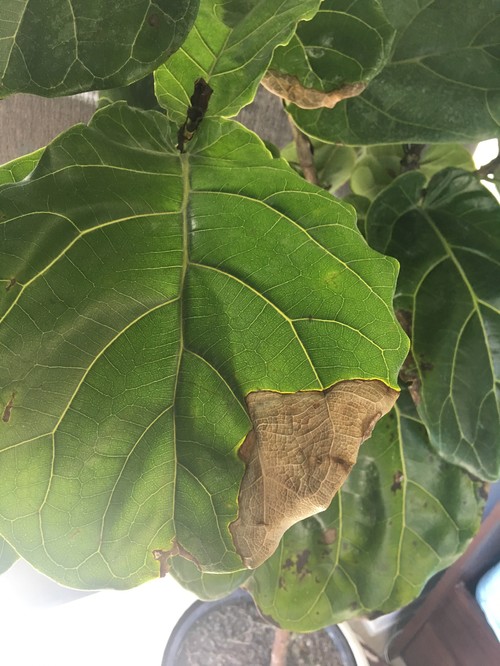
[170,557,251,600]
[154,0,321,121]
[289,0,500,144]
[0,0,199,98]
[99,75,161,112]
[419,145,475,181]
[282,140,357,192]
[0,537,18,574]
[350,144,475,200]
[367,168,500,480]
[246,388,483,631]
[265,0,394,107]
[0,103,407,589]
[0,148,43,186]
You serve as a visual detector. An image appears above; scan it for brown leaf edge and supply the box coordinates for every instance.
[230,379,398,568]
[262,70,366,109]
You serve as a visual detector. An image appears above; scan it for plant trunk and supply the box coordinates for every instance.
[270,628,291,666]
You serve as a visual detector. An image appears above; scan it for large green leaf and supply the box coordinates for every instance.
[264,0,394,108]
[350,144,475,201]
[246,388,483,631]
[0,103,407,589]
[289,0,500,144]
[154,0,321,121]
[0,0,199,98]
[367,169,500,480]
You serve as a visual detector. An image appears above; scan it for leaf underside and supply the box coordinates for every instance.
[0,103,407,589]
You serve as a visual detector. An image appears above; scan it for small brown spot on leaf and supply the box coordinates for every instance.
[283,558,294,570]
[6,278,16,291]
[391,471,404,493]
[278,576,287,590]
[148,13,160,28]
[2,392,16,423]
[296,549,310,575]
[230,379,398,568]
[321,528,337,545]
[262,71,366,109]
[478,482,490,501]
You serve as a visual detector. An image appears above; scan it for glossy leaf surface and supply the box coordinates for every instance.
[246,389,482,631]
[155,0,321,121]
[367,169,500,480]
[0,0,199,97]
[0,103,407,589]
[289,0,500,144]
[266,0,394,105]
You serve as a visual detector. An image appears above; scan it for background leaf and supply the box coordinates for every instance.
[0,0,199,98]
[367,168,500,480]
[350,144,475,201]
[265,0,394,105]
[154,0,321,121]
[170,557,251,600]
[0,103,407,589]
[288,0,500,144]
[245,388,483,631]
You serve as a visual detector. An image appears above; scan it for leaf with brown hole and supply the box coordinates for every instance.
[246,388,484,631]
[230,379,398,568]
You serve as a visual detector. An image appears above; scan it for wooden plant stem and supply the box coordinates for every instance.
[289,118,319,185]
[270,628,291,666]
[476,152,500,179]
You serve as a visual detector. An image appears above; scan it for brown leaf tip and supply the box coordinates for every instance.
[230,379,398,568]
[262,71,366,110]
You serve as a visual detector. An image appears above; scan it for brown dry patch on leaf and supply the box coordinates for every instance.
[2,392,16,423]
[391,470,404,494]
[230,379,398,568]
[262,70,366,109]
[152,539,199,577]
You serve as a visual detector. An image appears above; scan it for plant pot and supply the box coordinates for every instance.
[162,589,368,666]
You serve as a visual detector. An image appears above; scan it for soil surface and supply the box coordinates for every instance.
[175,596,351,665]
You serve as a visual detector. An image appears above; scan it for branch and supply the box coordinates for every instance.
[400,144,425,172]
[475,153,500,180]
[288,117,319,185]
[270,628,291,666]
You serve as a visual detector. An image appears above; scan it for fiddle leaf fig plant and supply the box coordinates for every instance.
[0,0,498,633]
